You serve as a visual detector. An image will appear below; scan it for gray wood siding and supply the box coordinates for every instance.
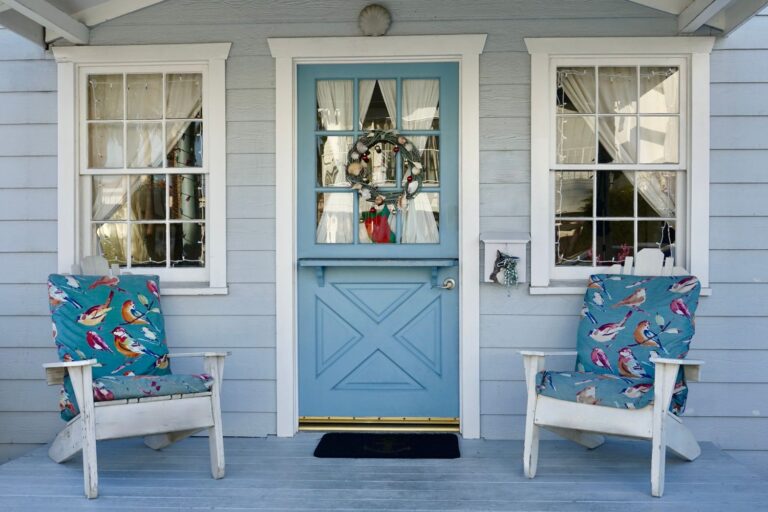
[0,0,765,461]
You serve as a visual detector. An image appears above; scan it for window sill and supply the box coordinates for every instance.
[161,284,229,296]
[529,281,712,297]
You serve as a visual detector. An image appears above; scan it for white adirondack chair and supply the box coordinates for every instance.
[521,249,703,497]
[44,258,229,498]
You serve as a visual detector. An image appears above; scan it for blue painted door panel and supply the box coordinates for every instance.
[297,63,459,418]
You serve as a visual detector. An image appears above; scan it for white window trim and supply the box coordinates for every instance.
[52,44,231,295]
[525,37,715,295]
[268,34,487,439]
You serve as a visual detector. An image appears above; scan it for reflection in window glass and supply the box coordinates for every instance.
[596,221,633,265]
[130,175,166,221]
[555,221,592,266]
[316,192,354,244]
[637,171,676,218]
[92,176,127,221]
[88,74,123,120]
[170,174,206,220]
[127,74,163,120]
[556,116,596,164]
[166,73,202,119]
[94,223,128,266]
[639,220,676,258]
[89,123,123,168]
[317,136,354,187]
[597,116,636,164]
[316,80,353,131]
[167,121,202,167]
[638,116,679,164]
[596,171,633,218]
[556,67,596,114]
[131,224,166,267]
[640,67,679,114]
[555,171,593,217]
[127,122,163,168]
[402,79,440,130]
[598,67,637,114]
[170,222,205,267]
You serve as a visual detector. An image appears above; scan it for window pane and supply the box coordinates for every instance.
[93,223,127,266]
[92,175,127,221]
[316,80,353,131]
[169,174,206,220]
[170,222,205,267]
[127,74,162,120]
[556,116,596,164]
[596,221,633,265]
[598,116,637,164]
[88,123,123,168]
[402,79,439,130]
[639,220,676,258]
[317,136,353,187]
[555,220,592,266]
[557,67,595,114]
[401,192,439,244]
[127,122,163,168]
[360,79,395,130]
[131,224,166,267]
[637,171,676,217]
[166,73,202,119]
[638,116,679,164]
[555,171,593,217]
[361,201,398,244]
[167,121,203,167]
[130,175,166,221]
[317,192,353,244]
[88,74,123,120]
[405,136,439,187]
[598,67,637,114]
[640,67,679,114]
[596,170,633,217]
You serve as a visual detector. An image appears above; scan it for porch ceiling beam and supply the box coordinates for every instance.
[719,0,768,34]
[2,0,88,44]
[678,0,735,32]
[0,8,45,48]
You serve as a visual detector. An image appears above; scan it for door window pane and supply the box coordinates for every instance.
[127,74,163,120]
[405,136,439,187]
[130,175,166,221]
[88,74,123,120]
[598,116,636,164]
[598,67,637,114]
[596,171,633,218]
[596,221,633,265]
[88,123,124,168]
[92,175,127,221]
[316,192,354,244]
[556,220,592,266]
[360,79,395,130]
[317,80,353,131]
[127,122,163,168]
[402,79,440,130]
[361,202,397,244]
[401,192,439,244]
[638,116,679,164]
[317,136,353,187]
[170,174,206,220]
[170,222,205,267]
[557,116,596,164]
[166,73,202,119]
[640,67,679,114]
[167,121,203,167]
[557,67,596,114]
[555,171,593,217]
[131,224,166,266]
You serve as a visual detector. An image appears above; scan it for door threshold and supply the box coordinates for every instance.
[299,416,460,433]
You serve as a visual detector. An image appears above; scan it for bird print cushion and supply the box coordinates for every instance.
[537,274,701,414]
[48,274,212,421]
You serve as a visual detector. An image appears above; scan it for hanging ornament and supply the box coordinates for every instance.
[406,175,413,183]
[375,145,382,154]
[393,146,400,153]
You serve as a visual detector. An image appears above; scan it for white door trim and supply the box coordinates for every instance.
[269,34,487,438]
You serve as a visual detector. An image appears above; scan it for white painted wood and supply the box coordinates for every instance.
[524,36,716,54]
[522,353,544,477]
[205,354,225,479]
[541,426,605,449]
[719,0,768,34]
[2,0,89,44]
[144,428,204,450]
[535,395,655,438]
[628,0,691,15]
[651,358,681,497]
[665,411,702,461]
[678,0,733,32]
[52,43,231,63]
[269,34,487,439]
[45,0,165,42]
[0,9,44,47]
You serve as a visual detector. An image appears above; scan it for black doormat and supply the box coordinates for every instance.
[313,433,460,459]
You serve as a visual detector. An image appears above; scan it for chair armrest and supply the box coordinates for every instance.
[42,359,99,386]
[167,352,230,358]
[650,357,704,382]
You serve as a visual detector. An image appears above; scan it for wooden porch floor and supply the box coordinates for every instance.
[0,434,765,511]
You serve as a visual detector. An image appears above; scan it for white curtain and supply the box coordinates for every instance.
[401,80,440,244]
[316,81,355,244]
[560,70,677,218]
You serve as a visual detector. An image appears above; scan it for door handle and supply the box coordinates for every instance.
[438,278,456,290]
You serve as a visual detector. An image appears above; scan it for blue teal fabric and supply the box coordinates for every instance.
[48,274,213,421]
[537,274,701,415]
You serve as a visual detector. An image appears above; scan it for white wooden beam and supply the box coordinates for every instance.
[0,8,44,48]
[45,0,165,43]
[678,0,735,32]
[627,0,691,15]
[3,0,88,44]
[720,0,768,34]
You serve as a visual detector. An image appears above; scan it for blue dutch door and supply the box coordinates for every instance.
[297,63,460,420]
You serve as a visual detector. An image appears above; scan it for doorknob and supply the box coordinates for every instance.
[438,278,456,290]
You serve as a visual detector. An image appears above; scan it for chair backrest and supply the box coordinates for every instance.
[577,273,701,412]
[606,248,687,277]
[47,274,171,380]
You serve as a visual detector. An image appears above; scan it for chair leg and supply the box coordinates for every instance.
[523,410,540,478]
[205,355,226,479]
[70,366,98,498]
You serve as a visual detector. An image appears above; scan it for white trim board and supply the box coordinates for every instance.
[268,34,487,439]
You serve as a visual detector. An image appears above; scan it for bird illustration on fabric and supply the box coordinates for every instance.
[155,354,170,370]
[618,347,650,379]
[589,310,633,342]
[141,327,157,341]
[48,283,82,310]
[88,275,120,289]
[592,292,605,308]
[590,347,613,372]
[76,290,114,326]
[86,331,113,353]
[668,276,699,294]
[612,288,646,310]
[92,381,115,402]
[576,386,599,405]
[670,298,692,319]
[64,276,81,290]
[632,320,663,349]
[622,382,653,399]
[580,304,598,324]
[121,300,156,330]
[587,275,612,299]
[112,326,160,359]
[146,279,160,300]
[625,277,653,289]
